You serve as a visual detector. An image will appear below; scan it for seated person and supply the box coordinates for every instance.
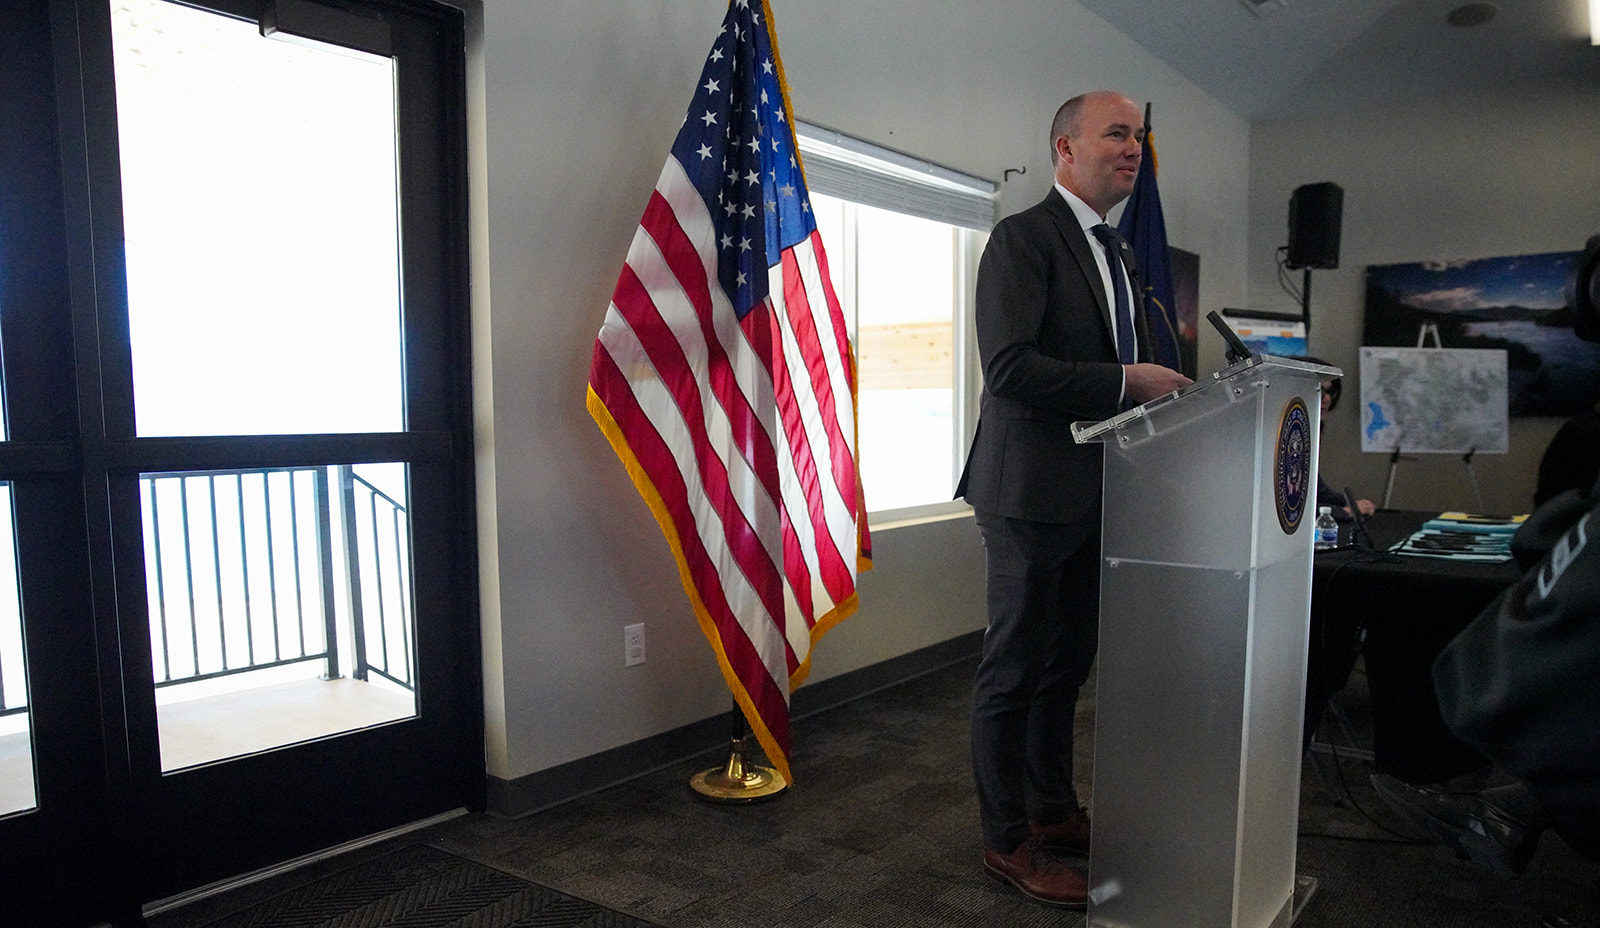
[1317,479,1372,523]
[1534,389,1600,507]
[1370,476,1599,877]
[1296,355,1376,520]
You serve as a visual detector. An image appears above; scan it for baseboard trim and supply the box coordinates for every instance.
[790,628,982,721]
[485,629,982,818]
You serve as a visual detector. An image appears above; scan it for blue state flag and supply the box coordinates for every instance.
[1118,105,1181,372]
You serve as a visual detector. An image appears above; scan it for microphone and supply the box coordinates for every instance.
[1206,311,1254,365]
[1344,486,1376,553]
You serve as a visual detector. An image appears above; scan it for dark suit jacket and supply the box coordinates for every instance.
[956,190,1152,525]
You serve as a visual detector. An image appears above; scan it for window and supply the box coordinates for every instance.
[115,0,404,438]
[797,125,994,519]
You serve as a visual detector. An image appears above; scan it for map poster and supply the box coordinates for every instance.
[1359,347,1509,454]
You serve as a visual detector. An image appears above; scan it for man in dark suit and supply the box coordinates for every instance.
[956,90,1191,908]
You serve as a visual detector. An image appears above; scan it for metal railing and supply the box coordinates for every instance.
[143,463,414,693]
[144,466,339,686]
[0,464,414,721]
[337,465,414,690]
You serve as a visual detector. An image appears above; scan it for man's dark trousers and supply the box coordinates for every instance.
[971,508,1101,852]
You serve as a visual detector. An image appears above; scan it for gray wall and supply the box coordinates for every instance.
[467,0,1250,807]
[1247,88,1600,516]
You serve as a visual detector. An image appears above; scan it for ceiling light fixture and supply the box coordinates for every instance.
[1446,2,1498,28]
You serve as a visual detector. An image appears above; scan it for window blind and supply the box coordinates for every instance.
[796,121,996,232]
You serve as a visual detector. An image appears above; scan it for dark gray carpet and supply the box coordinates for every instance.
[419,657,1599,928]
[160,656,1600,928]
[165,844,662,928]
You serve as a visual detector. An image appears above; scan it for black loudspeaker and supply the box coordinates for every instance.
[1286,182,1343,270]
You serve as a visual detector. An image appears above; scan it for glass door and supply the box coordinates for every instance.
[113,0,420,774]
[1,0,480,919]
[92,0,479,902]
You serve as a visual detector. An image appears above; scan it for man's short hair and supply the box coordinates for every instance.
[1049,95,1089,163]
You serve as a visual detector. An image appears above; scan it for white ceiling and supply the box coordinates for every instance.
[1078,0,1600,120]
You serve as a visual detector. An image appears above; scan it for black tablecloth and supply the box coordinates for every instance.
[1308,510,1524,784]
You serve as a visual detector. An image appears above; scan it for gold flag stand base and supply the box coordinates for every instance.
[689,735,787,803]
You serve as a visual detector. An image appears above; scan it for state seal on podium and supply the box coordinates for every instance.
[1275,397,1312,534]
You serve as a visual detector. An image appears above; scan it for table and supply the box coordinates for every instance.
[1308,510,1524,784]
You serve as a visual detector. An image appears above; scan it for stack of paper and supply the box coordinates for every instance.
[1390,511,1528,562]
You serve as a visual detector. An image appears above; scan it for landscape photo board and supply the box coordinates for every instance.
[1362,250,1600,418]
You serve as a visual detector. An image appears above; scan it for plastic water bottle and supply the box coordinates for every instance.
[1314,506,1338,550]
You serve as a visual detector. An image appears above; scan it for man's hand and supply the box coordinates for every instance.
[1124,363,1193,405]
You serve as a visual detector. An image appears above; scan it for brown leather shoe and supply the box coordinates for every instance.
[983,837,1088,908]
[1030,807,1092,854]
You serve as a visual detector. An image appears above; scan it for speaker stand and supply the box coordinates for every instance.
[1381,447,1485,512]
[1300,267,1312,335]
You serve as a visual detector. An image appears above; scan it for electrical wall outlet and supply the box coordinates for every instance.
[624,623,646,667]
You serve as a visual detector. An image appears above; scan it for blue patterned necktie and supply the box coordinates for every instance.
[1092,223,1137,365]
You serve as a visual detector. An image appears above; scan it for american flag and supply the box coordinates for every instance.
[586,0,870,785]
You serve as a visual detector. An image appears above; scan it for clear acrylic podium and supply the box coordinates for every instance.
[1072,355,1337,928]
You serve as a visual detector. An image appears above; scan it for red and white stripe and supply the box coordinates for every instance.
[588,155,867,783]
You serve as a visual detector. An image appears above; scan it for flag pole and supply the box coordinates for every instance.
[689,700,788,803]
